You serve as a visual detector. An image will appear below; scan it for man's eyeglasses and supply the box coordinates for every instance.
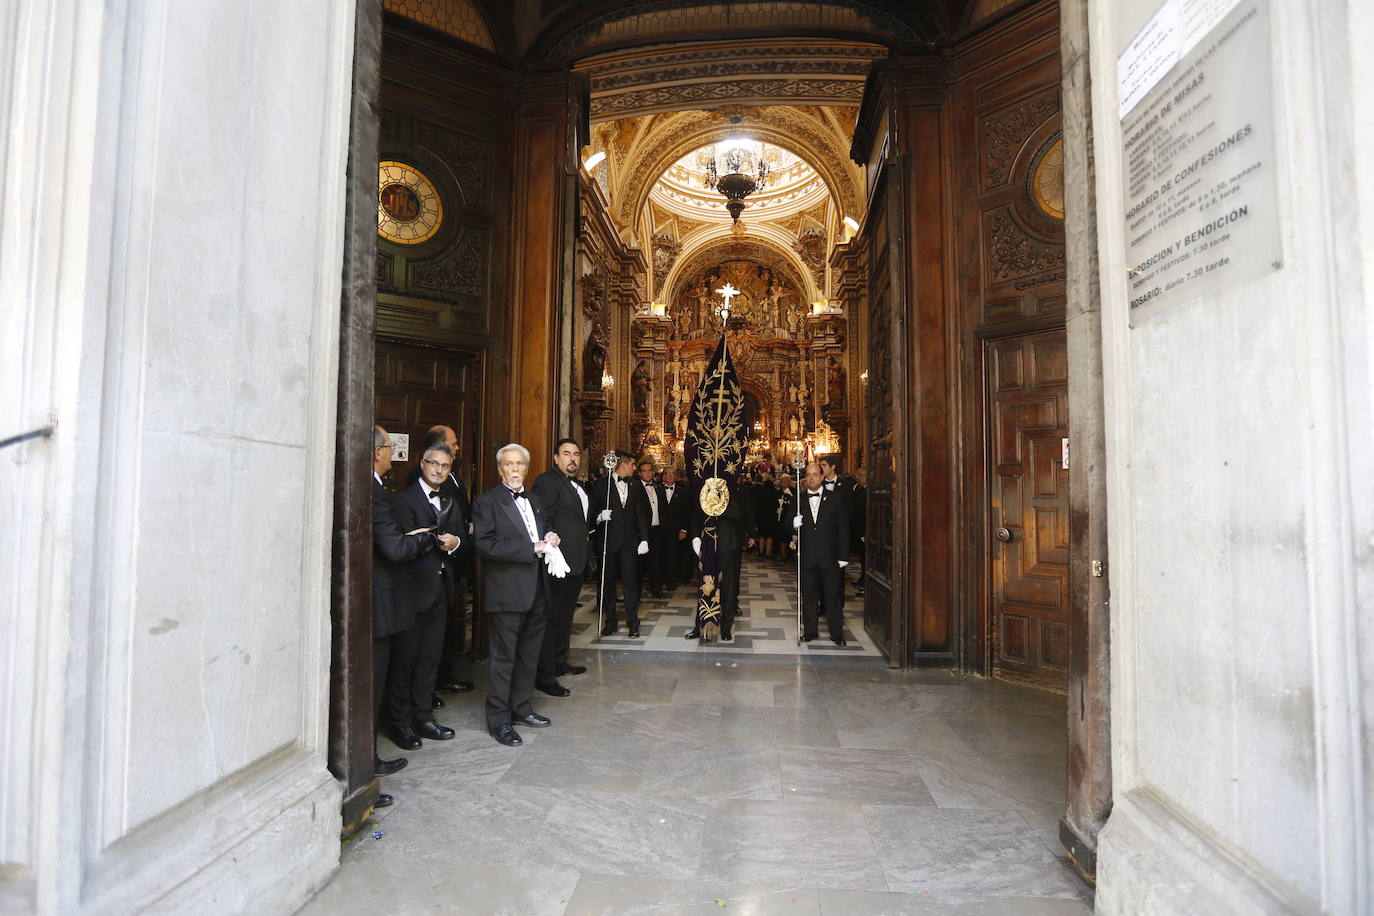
[422,459,452,471]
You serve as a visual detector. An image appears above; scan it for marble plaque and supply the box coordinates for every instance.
[1120,0,1281,325]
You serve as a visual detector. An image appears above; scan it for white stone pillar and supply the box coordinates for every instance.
[1,0,355,911]
[1088,0,1373,911]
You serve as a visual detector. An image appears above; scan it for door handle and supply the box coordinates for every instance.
[993,526,1012,543]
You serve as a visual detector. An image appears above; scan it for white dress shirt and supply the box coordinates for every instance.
[508,487,539,542]
[643,481,660,526]
[808,489,823,522]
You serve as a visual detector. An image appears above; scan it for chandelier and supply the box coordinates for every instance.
[703,138,769,224]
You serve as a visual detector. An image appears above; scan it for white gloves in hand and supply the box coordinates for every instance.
[793,516,804,529]
[838,560,849,568]
[597,509,613,523]
[691,537,702,556]
[637,540,649,556]
[543,544,571,578]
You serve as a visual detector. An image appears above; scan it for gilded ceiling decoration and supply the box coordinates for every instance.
[650,142,828,222]
[383,0,494,50]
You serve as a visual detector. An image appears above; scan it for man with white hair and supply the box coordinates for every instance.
[471,443,560,747]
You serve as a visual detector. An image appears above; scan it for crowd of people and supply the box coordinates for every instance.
[369,424,867,807]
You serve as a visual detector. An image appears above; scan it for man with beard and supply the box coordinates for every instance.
[531,438,590,697]
[471,444,558,747]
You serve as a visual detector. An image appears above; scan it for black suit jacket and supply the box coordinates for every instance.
[660,482,693,536]
[472,485,548,613]
[390,479,464,610]
[587,475,650,553]
[693,486,756,553]
[372,476,436,637]
[531,467,590,575]
[785,488,850,568]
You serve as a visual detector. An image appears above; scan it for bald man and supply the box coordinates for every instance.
[405,425,475,695]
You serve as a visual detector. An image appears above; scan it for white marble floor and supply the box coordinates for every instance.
[299,583,1093,915]
[571,553,884,657]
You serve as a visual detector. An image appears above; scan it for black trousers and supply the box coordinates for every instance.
[485,591,547,731]
[537,571,581,687]
[643,525,665,593]
[598,546,641,630]
[372,635,391,752]
[435,576,469,685]
[385,590,447,728]
[652,525,683,589]
[800,563,844,640]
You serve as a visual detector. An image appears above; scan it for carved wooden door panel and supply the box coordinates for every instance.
[374,340,482,496]
[988,330,1069,689]
[862,172,905,665]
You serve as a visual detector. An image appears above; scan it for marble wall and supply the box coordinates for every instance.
[1,0,354,911]
[1085,0,1373,912]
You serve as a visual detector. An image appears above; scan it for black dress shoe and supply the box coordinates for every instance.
[720,631,732,641]
[537,682,571,698]
[559,664,587,676]
[374,793,393,809]
[600,625,616,636]
[801,633,818,643]
[431,694,444,709]
[491,724,523,747]
[685,628,701,639]
[414,720,455,740]
[438,680,476,693]
[855,586,866,596]
[386,726,421,750]
[628,629,640,638]
[514,712,551,728]
[375,755,408,777]
[832,637,847,646]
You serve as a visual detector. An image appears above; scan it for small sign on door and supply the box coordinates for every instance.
[391,433,410,462]
[1061,437,1069,470]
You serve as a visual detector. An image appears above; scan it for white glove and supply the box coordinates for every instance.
[793,516,804,529]
[543,544,571,579]
[597,509,613,523]
[691,537,702,556]
[838,560,849,568]
[637,540,649,556]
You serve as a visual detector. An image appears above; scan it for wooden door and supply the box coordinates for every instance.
[988,330,1069,689]
[374,339,483,496]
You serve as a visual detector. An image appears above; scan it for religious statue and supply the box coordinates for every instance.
[827,357,847,407]
[582,319,609,391]
[631,360,651,415]
[788,412,800,438]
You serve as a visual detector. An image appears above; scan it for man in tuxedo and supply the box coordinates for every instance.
[686,483,755,641]
[385,442,465,749]
[370,426,456,805]
[531,438,590,698]
[787,462,851,645]
[404,425,475,696]
[659,466,691,590]
[471,443,558,747]
[636,460,666,597]
[818,455,855,611]
[587,451,650,637]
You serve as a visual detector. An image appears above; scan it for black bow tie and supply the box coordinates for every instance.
[824,481,835,489]
[425,489,445,501]
[511,490,528,500]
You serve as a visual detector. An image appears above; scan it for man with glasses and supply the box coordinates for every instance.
[385,443,465,750]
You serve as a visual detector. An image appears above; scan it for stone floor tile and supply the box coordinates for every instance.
[699,799,889,891]
[562,872,824,914]
[813,887,1092,914]
[497,733,658,794]
[779,746,936,807]
[299,850,580,915]
[638,741,783,800]
[864,805,1084,899]
[532,788,707,880]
